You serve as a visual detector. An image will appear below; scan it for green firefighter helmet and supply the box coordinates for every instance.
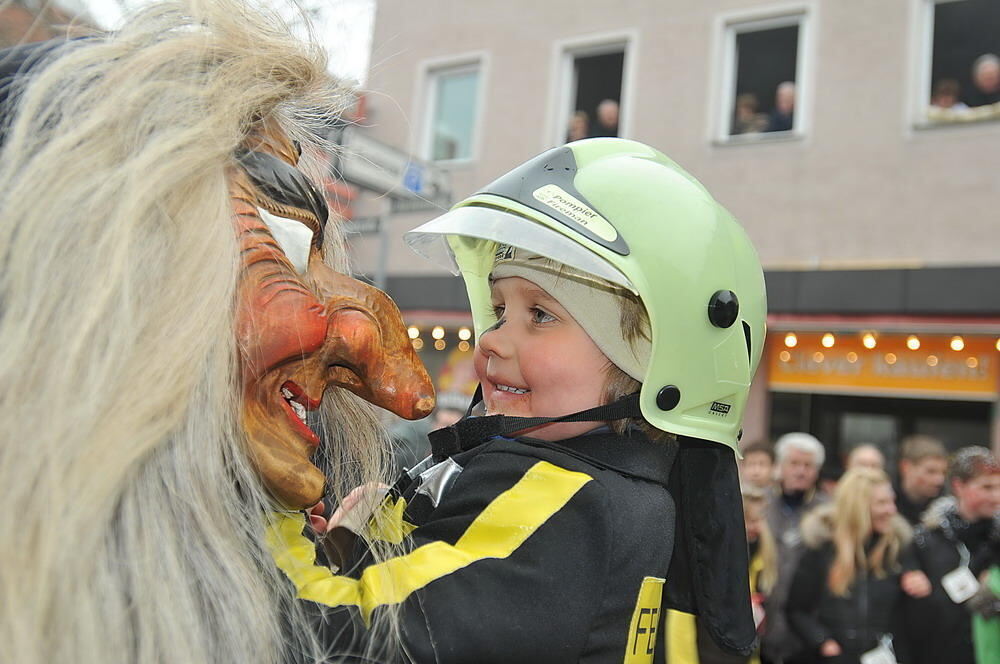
[405,138,766,452]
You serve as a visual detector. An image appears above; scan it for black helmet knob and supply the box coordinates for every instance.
[708,290,739,328]
[656,385,681,411]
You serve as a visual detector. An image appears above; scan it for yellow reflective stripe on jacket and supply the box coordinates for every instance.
[665,609,699,664]
[624,576,664,663]
[267,460,593,625]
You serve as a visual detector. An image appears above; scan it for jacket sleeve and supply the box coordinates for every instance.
[269,455,613,663]
[785,546,832,652]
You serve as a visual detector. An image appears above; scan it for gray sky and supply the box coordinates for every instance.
[78,0,375,84]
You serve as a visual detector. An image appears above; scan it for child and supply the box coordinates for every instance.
[270,138,767,662]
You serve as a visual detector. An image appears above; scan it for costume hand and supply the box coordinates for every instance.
[820,639,842,657]
[306,501,328,534]
[901,570,932,598]
[327,482,390,534]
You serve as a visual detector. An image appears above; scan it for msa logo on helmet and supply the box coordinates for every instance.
[532,184,619,243]
[709,402,732,417]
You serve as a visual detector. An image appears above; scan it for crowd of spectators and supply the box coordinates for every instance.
[666,434,999,664]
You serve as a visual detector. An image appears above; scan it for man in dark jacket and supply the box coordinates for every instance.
[894,435,948,526]
[762,432,829,663]
[901,446,1000,664]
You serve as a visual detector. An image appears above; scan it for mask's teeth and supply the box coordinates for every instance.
[290,400,306,421]
[281,387,294,400]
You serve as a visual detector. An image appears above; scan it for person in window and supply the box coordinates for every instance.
[765,81,795,133]
[565,110,590,142]
[732,93,767,135]
[966,54,1000,108]
[589,98,620,137]
[900,446,1000,664]
[930,78,969,111]
[786,468,914,664]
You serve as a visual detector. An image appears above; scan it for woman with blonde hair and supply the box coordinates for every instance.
[786,468,912,663]
[0,1,432,662]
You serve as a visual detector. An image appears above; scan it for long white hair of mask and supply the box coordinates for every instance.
[0,1,397,662]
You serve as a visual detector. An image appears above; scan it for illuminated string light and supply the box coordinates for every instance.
[431,326,445,340]
[458,327,472,341]
[926,355,938,367]
[967,357,979,369]
[821,333,835,348]
[885,353,897,365]
[434,339,446,351]
[950,336,964,351]
[412,338,424,350]
[862,333,877,349]
[846,352,858,363]
[784,333,798,348]
[906,335,920,351]
[779,350,791,362]
[458,340,471,352]
[812,352,824,363]
[407,326,419,340]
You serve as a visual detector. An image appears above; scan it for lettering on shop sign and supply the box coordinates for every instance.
[775,350,989,381]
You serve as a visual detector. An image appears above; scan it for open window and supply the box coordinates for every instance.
[422,60,483,163]
[716,10,809,142]
[921,0,1000,125]
[552,34,633,145]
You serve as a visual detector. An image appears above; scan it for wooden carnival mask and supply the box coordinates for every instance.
[230,120,434,508]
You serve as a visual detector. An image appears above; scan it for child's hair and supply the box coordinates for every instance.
[827,468,908,597]
[601,289,670,438]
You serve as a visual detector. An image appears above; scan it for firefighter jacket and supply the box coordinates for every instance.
[268,429,755,663]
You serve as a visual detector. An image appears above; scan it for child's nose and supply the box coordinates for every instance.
[477,319,512,357]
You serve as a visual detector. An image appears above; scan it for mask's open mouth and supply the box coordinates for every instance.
[279,380,321,447]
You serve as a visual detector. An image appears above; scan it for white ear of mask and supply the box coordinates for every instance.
[258,207,313,274]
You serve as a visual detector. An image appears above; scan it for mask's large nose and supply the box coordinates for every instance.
[313,263,435,419]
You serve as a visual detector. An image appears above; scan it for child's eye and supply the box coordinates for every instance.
[531,307,556,324]
[492,304,506,319]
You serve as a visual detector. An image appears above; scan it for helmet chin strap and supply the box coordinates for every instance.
[428,389,642,462]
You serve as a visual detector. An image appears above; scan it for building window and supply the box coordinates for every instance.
[425,63,481,162]
[566,49,624,141]
[717,11,808,141]
[924,0,1000,125]
[552,33,634,146]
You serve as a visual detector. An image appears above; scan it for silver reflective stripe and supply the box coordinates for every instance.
[416,457,464,508]
[406,454,436,480]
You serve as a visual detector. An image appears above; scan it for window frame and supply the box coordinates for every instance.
[911,0,1000,130]
[545,29,638,148]
[710,2,816,145]
[417,54,488,165]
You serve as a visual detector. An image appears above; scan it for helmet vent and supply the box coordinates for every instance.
[742,321,752,366]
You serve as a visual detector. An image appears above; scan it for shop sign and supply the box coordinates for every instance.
[767,333,997,400]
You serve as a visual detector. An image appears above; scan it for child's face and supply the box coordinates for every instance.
[740,451,773,489]
[475,276,611,441]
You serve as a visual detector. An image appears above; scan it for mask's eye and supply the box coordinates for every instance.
[257,207,313,274]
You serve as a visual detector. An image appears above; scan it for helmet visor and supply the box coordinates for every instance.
[404,205,635,292]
